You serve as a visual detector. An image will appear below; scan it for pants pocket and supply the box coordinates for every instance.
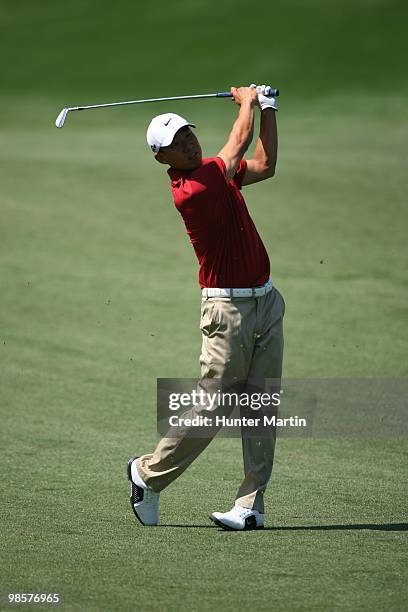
[200,301,216,336]
[274,288,286,317]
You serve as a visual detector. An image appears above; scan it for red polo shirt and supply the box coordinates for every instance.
[168,157,270,288]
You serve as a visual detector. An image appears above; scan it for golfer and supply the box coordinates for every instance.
[128,85,285,530]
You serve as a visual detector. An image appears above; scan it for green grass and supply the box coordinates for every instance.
[1,93,407,612]
[1,0,408,610]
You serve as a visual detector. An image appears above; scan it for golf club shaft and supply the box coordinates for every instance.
[65,89,279,112]
[55,88,280,127]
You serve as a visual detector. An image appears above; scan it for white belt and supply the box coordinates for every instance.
[202,278,273,298]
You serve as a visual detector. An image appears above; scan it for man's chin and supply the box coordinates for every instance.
[170,156,202,171]
[189,156,202,169]
[175,159,202,171]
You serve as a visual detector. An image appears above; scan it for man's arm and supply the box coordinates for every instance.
[217,87,259,182]
[241,108,278,186]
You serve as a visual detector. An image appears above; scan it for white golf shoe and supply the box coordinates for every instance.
[210,505,265,531]
[127,457,160,526]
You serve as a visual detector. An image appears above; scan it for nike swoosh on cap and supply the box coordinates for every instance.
[164,118,172,125]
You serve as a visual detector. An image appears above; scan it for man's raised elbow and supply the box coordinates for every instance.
[264,164,276,179]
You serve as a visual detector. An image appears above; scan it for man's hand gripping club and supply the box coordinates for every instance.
[250,84,279,111]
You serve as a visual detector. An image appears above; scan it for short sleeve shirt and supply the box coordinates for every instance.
[168,157,270,288]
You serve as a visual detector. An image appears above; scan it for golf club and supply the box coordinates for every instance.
[55,88,279,128]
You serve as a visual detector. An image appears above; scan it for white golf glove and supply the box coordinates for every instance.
[250,84,278,111]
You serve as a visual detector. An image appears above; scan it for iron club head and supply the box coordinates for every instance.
[55,108,69,128]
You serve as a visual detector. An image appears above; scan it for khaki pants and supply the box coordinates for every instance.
[137,286,285,513]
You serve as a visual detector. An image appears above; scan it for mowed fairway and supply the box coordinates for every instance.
[1,1,408,611]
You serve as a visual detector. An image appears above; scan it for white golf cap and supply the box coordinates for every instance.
[146,113,196,153]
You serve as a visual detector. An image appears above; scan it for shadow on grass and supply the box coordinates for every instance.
[264,522,408,532]
[159,522,408,531]
[159,524,214,528]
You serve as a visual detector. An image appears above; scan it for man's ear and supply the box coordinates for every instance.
[155,151,169,165]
